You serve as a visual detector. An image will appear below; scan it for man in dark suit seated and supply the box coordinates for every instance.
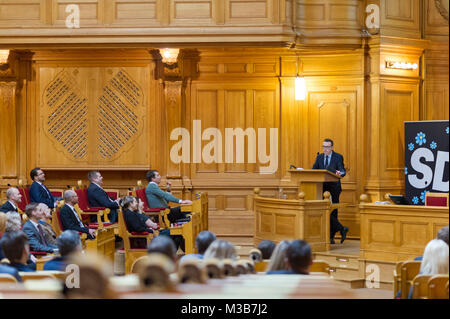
[266,240,312,275]
[60,190,97,240]
[312,138,349,244]
[44,230,82,271]
[22,203,58,253]
[0,231,36,272]
[86,171,119,223]
[0,187,22,213]
[29,168,56,209]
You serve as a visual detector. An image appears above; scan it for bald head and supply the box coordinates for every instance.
[64,190,78,205]
[6,187,22,205]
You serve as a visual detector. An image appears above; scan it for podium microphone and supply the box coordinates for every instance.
[289,164,297,169]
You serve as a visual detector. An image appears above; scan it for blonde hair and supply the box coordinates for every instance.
[265,240,290,272]
[5,212,22,232]
[203,240,237,261]
[420,239,449,275]
[0,212,7,233]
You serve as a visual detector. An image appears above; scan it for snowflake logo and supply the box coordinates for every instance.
[446,127,449,134]
[408,143,415,151]
[430,141,437,149]
[412,196,419,205]
[404,167,408,175]
[415,132,426,146]
[420,190,430,203]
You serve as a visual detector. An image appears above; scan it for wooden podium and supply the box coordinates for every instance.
[289,169,342,200]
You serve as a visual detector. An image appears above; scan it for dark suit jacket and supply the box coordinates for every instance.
[29,181,55,208]
[43,256,67,271]
[8,262,35,272]
[0,201,18,213]
[22,220,57,253]
[0,264,23,282]
[87,183,119,209]
[59,204,93,239]
[312,151,346,194]
[123,209,152,233]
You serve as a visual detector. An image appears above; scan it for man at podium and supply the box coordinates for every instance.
[312,138,349,244]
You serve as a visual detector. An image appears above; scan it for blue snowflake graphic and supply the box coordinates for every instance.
[420,191,430,203]
[430,141,437,149]
[408,143,415,151]
[412,196,419,205]
[404,167,408,175]
[415,132,426,145]
[446,127,449,134]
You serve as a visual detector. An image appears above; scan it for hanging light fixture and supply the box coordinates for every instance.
[295,76,306,101]
[159,48,180,65]
[0,50,10,64]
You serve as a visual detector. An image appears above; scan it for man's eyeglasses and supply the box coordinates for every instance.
[322,145,332,148]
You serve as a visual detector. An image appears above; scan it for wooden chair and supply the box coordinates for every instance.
[425,192,449,207]
[311,260,331,274]
[137,253,176,292]
[393,261,404,298]
[74,188,111,227]
[104,189,120,200]
[52,204,87,246]
[235,260,250,275]
[169,211,202,254]
[412,275,432,299]
[192,192,209,231]
[118,208,155,274]
[0,273,17,284]
[249,248,262,263]
[428,275,449,299]
[204,258,225,279]
[178,260,207,284]
[19,272,56,282]
[222,259,237,277]
[400,261,421,299]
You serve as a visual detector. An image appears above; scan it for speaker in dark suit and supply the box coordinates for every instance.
[312,138,349,244]
[59,203,95,240]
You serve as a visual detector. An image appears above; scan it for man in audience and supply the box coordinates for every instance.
[86,171,119,223]
[148,235,177,263]
[257,240,276,260]
[29,168,56,209]
[179,231,216,263]
[0,187,22,213]
[44,230,82,271]
[22,203,58,253]
[60,190,96,240]
[37,203,57,245]
[0,231,36,272]
[266,240,312,275]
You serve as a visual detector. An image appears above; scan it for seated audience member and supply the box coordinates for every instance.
[44,230,82,271]
[5,211,22,232]
[414,225,449,261]
[257,240,276,260]
[38,203,57,245]
[136,198,159,230]
[203,240,237,261]
[29,168,56,209]
[267,240,312,275]
[60,190,96,240]
[22,203,58,253]
[265,240,291,273]
[179,231,216,264]
[86,171,119,223]
[0,212,7,261]
[147,235,177,263]
[121,196,156,233]
[0,187,22,213]
[0,231,36,272]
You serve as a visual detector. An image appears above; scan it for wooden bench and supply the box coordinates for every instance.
[400,261,421,299]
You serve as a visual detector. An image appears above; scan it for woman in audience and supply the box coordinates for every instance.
[5,211,22,232]
[121,196,156,233]
[265,240,290,272]
[136,197,159,230]
[203,240,237,261]
[37,203,57,245]
[0,213,22,281]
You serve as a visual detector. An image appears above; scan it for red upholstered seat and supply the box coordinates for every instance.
[56,207,64,231]
[30,251,48,256]
[106,192,118,200]
[425,196,448,207]
[51,191,62,197]
[87,222,112,229]
[135,188,165,212]
[18,188,29,211]
[131,232,150,235]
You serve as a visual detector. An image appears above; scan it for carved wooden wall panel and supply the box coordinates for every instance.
[380,0,421,38]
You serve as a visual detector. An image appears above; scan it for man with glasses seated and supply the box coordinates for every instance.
[312,138,349,244]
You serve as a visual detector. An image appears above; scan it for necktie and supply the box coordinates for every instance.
[325,155,329,167]
[42,184,52,199]
[37,224,48,246]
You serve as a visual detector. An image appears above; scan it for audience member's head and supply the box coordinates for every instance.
[0,212,6,235]
[203,240,237,261]
[121,195,137,211]
[0,231,29,264]
[57,230,82,257]
[420,239,449,275]
[25,203,41,221]
[266,240,290,272]
[437,226,449,246]
[146,170,161,184]
[285,240,312,274]
[195,231,216,255]
[37,203,51,221]
[5,212,22,233]
[88,171,102,185]
[30,168,45,182]
[6,187,22,204]
[257,240,276,260]
[148,236,177,261]
[64,190,78,205]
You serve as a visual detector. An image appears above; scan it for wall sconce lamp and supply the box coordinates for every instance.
[0,50,10,64]
[159,48,180,65]
[386,61,418,70]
